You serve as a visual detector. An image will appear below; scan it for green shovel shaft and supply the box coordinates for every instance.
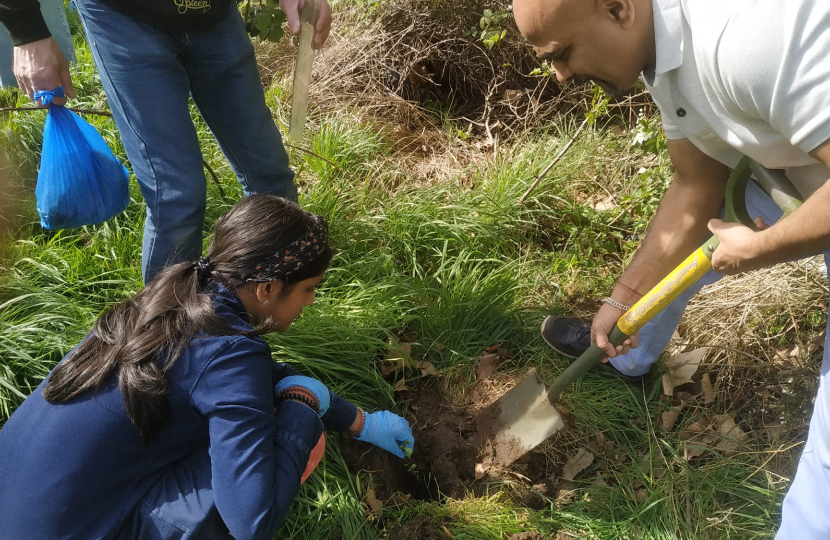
[547,236,718,403]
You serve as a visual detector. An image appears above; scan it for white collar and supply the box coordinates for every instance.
[645,0,684,82]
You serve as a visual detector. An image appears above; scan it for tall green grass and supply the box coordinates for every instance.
[0,22,791,539]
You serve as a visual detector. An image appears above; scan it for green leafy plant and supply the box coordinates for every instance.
[465,8,510,50]
[528,61,555,78]
[631,112,668,155]
[244,0,288,43]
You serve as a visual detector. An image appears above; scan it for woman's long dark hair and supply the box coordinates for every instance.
[43,195,332,443]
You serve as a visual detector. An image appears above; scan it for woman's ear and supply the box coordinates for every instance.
[255,281,285,303]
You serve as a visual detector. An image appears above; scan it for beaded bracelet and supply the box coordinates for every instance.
[348,407,366,438]
[278,392,320,414]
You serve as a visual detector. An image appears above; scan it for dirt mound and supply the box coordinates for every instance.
[387,514,452,540]
[339,379,556,506]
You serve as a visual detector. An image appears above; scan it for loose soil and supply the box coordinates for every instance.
[386,514,452,540]
[338,379,557,507]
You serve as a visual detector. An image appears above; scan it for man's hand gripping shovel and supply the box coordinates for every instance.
[477,157,804,470]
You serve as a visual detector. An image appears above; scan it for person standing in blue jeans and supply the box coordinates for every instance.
[0,0,75,88]
[0,0,332,283]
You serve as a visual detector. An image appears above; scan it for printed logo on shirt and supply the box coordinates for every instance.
[174,0,211,13]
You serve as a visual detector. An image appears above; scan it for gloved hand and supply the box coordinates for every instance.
[356,410,414,458]
[275,376,330,417]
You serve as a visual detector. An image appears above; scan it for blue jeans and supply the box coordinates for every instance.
[0,0,76,88]
[73,0,295,283]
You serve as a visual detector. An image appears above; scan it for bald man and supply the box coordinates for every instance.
[513,0,830,537]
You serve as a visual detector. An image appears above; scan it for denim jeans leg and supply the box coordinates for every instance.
[72,0,208,283]
[183,4,296,202]
[609,180,786,376]
[116,449,230,540]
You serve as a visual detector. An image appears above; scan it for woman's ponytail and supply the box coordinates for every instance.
[43,196,332,443]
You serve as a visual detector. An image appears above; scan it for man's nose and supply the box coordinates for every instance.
[553,61,573,83]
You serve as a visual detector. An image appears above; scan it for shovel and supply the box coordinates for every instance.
[478,157,803,468]
[287,0,317,142]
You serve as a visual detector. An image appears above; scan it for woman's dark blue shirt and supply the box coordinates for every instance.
[0,284,356,540]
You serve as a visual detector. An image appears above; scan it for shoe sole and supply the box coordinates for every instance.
[540,315,579,359]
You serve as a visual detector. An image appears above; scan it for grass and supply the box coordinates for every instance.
[0,12,817,539]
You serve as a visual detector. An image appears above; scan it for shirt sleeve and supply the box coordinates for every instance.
[270,362,358,433]
[0,0,50,46]
[643,78,685,141]
[716,3,830,154]
[192,338,324,540]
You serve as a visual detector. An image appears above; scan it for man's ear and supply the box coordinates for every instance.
[599,0,635,29]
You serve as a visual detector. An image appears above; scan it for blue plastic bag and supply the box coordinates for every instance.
[34,87,130,230]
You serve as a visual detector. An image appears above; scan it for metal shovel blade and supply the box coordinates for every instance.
[478,369,564,469]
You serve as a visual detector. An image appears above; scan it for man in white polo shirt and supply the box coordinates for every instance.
[511,0,830,536]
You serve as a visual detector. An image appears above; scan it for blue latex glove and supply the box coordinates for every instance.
[356,411,414,458]
[274,376,330,417]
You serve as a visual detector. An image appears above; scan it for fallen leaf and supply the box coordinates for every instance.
[634,488,647,503]
[364,488,383,513]
[661,399,686,431]
[475,353,498,380]
[387,493,411,506]
[385,341,412,361]
[398,331,418,343]
[713,415,748,455]
[592,475,608,486]
[664,329,685,357]
[414,360,439,376]
[562,449,594,480]
[701,373,715,404]
[662,373,674,396]
[680,418,719,459]
[588,194,617,211]
[663,348,706,387]
[590,432,615,456]
[485,343,502,354]
[432,341,445,352]
[474,463,487,480]
[498,347,515,360]
[380,358,405,376]
[637,453,667,479]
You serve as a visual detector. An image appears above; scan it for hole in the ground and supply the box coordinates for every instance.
[339,379,556,508]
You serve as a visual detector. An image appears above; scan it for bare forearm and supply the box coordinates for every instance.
[748,179,830,266]
[615,176,722,303]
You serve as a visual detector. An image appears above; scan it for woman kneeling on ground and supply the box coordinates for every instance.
[0,194,414,540]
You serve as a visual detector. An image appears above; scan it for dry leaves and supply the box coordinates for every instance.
[381,338,412,375]
[701,373,715,404]
[475,353,498,380]
[661,399,686,431]
[364,488,383,514]
[680,414,748,459]
[588,194,618,212]
[414,360,439,376]
[562,449,594,480]
[663,347,707,390]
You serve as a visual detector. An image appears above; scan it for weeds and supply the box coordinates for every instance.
[0,14,813,539]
